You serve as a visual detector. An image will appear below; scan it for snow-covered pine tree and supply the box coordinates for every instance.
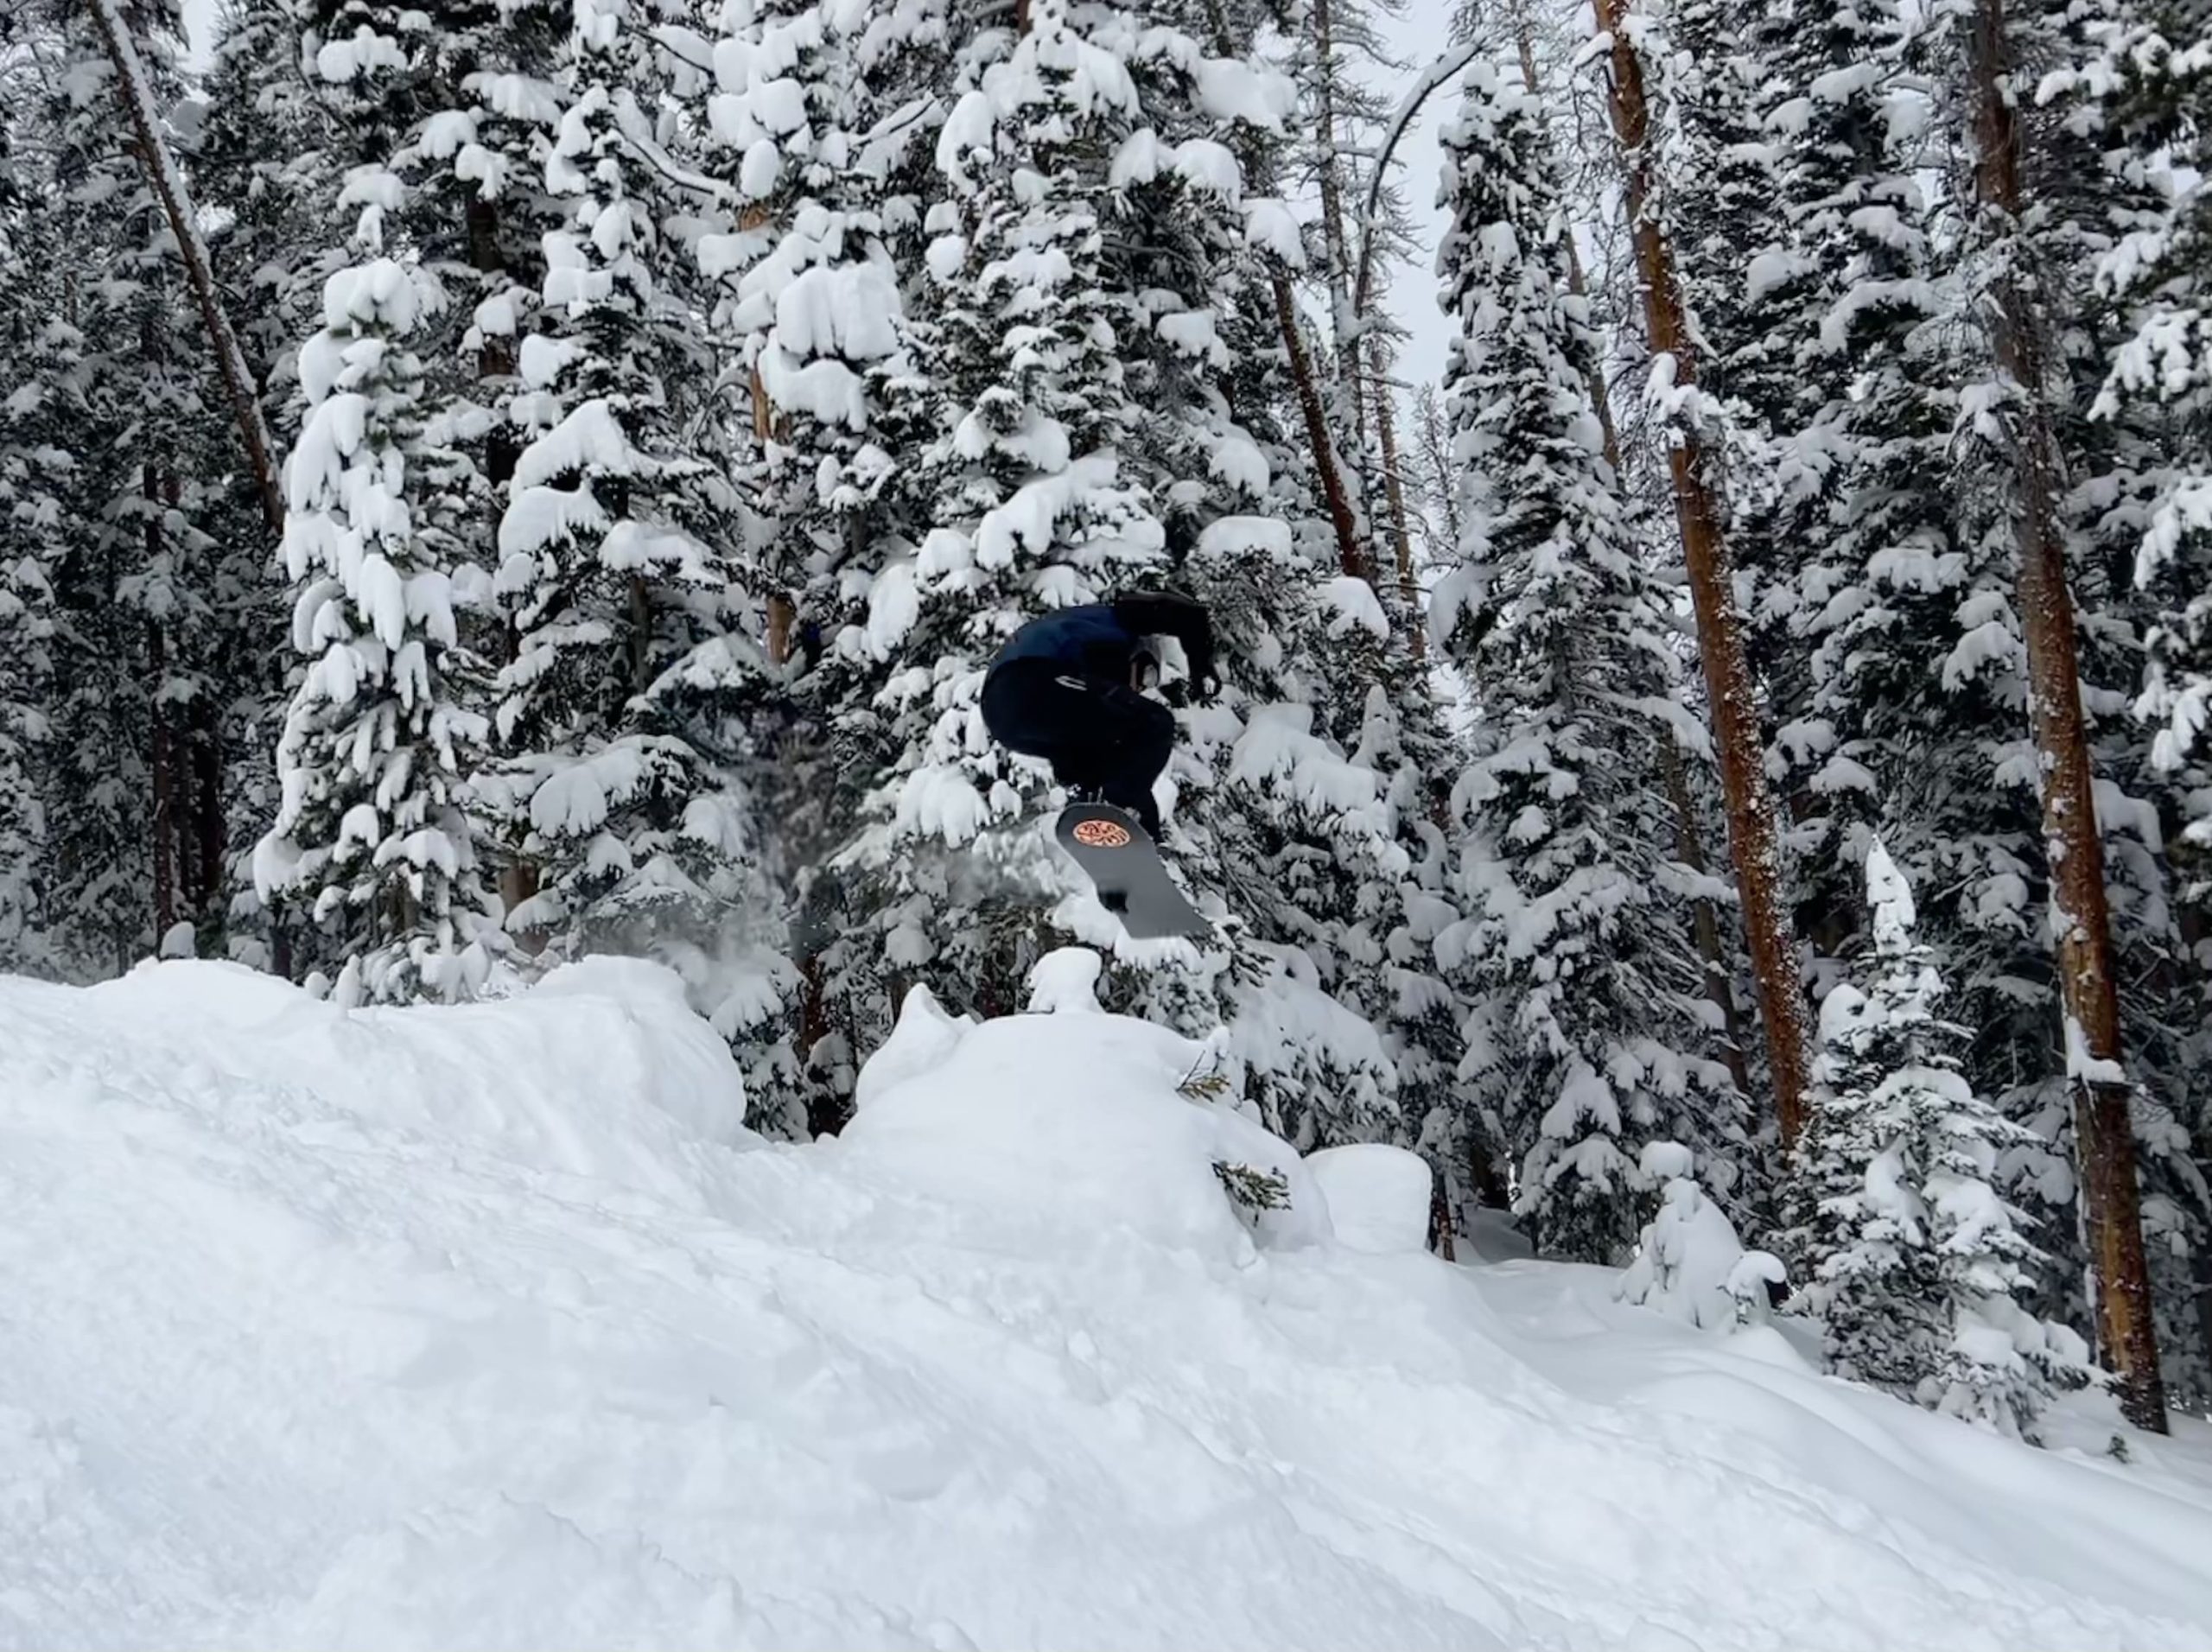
[1090,0,1445,1155]
[1433,52,1740,1261]
[177,0,349,970]
[398,0,568,524]
[694,0,950,1132]
[474,0,787,1045]
[821,0,1174,1028]
[1796,841,2093,1439]
[1717,0,1943,960]
[254,25,497,1002]
[8,0,238,975]
[2037,0,2212,1409]
[0,192,67,968]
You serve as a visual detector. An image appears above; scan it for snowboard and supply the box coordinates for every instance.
[1053,802,1208,940]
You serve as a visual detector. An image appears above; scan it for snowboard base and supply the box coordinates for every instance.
[1053,803,1207,940]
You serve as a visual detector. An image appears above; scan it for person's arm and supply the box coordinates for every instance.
[1111,593,1217,696]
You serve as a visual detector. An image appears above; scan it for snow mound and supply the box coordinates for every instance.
[1306,1143,1432,1254]
[3,957,2212,1651]
[70,956,749,1202]
[840,959,1328,1254]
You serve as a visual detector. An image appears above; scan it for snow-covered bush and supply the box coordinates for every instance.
[1619,1142,1782,1331]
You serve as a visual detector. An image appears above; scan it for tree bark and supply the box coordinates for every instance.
[1310,0,1364,464]
[1967,0,2166,1433]
[1272,276,1370,584]
[1592,0,1815,1146]
[88,0,284,534]
[1657,730,1755,1095]
[1307,0,1420,646]
[467,194,522,499]
[148,619,177,943]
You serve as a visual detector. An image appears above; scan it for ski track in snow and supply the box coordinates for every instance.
[3,959,2211,1652]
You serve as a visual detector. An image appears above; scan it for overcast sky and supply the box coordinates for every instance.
[1375,0,1462,403]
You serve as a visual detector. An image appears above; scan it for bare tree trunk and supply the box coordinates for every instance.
[1193,0,1371,591]
[88,0,283,534]
[467,195,521,502]
[1592,0,1814,1146]
[1273,277,1370,584]
[766,592,796,666]
[1310,0,1373,467]
[1967,0,2166,1433]
[149,627,177,943]
[1307,0,1421,650]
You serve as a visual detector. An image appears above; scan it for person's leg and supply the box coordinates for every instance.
[981,662,1173,835]
[1089,683,1173,838]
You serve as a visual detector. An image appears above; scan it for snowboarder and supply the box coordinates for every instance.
[979,590,1218,842]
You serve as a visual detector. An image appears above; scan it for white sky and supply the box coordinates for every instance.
[1374,0,1462,406]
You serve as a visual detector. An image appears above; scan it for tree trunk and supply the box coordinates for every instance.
[1272,276,1370,584]
[1307,0,1417,646]
[1967,0,2166,1433]
[1592,0,1814,1146]
[1310,0,1364,462]
[1414,387,1459,554]
[88,0,284,534]
[148,616,177,944]
[467,195,521,499]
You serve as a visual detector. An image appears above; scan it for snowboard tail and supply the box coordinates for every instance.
[1053,804,1207,940]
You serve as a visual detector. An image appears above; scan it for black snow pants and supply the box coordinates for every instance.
[980,658,1173,838]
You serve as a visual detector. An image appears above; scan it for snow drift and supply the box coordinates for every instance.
[3,951,2211,1650]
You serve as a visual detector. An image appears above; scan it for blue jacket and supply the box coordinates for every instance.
[988,594,1216,687]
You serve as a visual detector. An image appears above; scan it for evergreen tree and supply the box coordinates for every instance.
[1434,53,1739,1260]
[253,109,496,1001]
[688,0,955,1134]
[476,0,784,1039]
[1795,842,2091,1439]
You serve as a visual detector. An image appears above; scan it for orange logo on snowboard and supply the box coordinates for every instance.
[1072,818,1132,848]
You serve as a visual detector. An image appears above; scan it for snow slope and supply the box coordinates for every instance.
[4,953,2212,1652]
